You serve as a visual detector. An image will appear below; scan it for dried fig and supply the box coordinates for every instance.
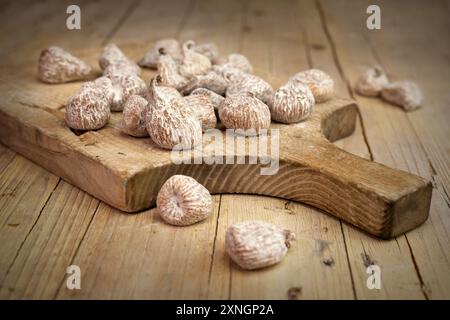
[99,43,141,77]
[157,49,188,90]
[193,42,219,64]
[146,77,201,149]
[226,73,273,105]
[138,38,182,69]
[121,95,150,137]
[147,76,184,110]
[107,73,147,111]
[288,69,334,103]
[178,71,228,95]
[179,40,212,79]
[270,83,315,123]
[191,88,225,111]
[65,82,111,130]
[219,92,271,136]
[38,46,91,84]
[147,105,202,150]
[184,94,217,131]
[225,220,295,270]
[103,59,141,78]
[218,53,253,74]
[355,65,389,97]
[381,81,423,111]
[157,175,212,226]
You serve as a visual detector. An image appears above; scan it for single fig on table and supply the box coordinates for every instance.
[355,65,389,97]
[226,220,295,270]
[157,175,212,226]
[381,81,423,111]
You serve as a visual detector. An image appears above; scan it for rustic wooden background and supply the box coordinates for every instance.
[0,0,449,299]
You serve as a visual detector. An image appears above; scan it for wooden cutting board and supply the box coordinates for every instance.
[0,48,431,239]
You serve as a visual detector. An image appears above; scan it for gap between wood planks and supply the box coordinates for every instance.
[55,0,197,297]
[102,0,142,46]
[215,0,250,300]
[298,14,361,299]
[52,200,101,299]
[55,0,204,299]
[315,0,429,299]
[314,0,374,162]
[303,0,359,299]
[1,178,61,284]
[208,194,223,284]
[315,0,445,299]
[0,0,144,298]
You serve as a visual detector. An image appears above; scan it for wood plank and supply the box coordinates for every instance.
[55,0,356,299]
[0,0,141,300]
[370,0,450,194]
[0,181,99,299]
[0,155,60,284]
[210,195,356,299]
[298,0,430,299]
[318,0,450,299]
[57,0,216,299]
[0,144,16,173]
[57,198,220,299]
[209,0,355,300]
[0,0,137,67]
[364,0,450,299]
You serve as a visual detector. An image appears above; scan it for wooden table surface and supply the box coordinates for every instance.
[0,0,449,299]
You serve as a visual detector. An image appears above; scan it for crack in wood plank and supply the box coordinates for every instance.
[404,235,430,300]
[208,195,222,284]
[315,0,374,162]
[316,0,450,299]
[298,3,358,299]
[102,0,142,45]
[1,178,61,285]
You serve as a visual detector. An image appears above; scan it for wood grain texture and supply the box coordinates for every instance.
[0,0,141,300]
[299,0,438,299]
[56,0,223,300]
[0,181,99,299]
[319,0,450,298]
[0,155,60,284]
[199,0,355,299]
[209,195,355,299]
